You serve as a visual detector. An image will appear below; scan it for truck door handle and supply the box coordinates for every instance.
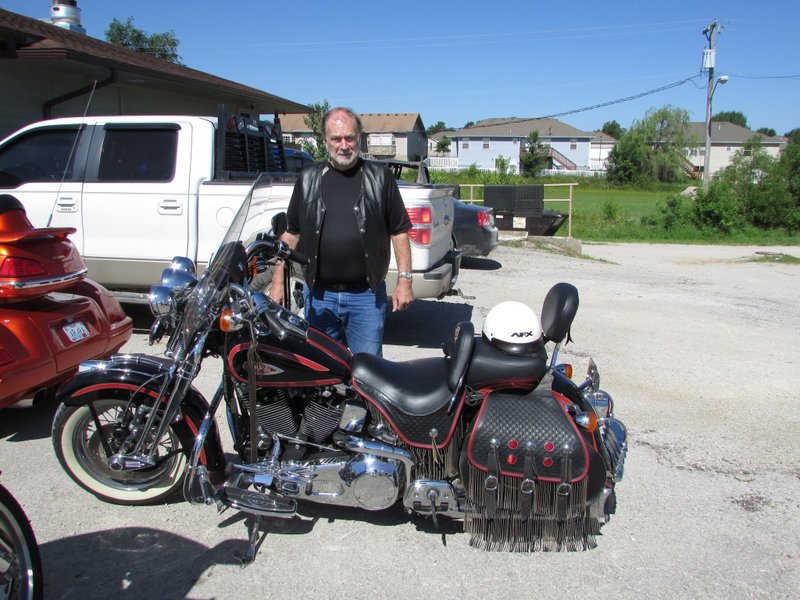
[158,199,183,215]
[55,197,78,213]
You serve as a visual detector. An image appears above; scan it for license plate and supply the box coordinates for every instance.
[63,321,90,343]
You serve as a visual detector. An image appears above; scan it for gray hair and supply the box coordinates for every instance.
[322,107,363,138]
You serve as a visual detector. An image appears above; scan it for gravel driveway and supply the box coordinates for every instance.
[1,241,798,599]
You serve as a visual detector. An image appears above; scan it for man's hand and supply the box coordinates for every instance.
[268,231,300,306]
[392,278,414,312]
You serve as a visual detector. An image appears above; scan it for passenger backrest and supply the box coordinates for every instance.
[540,282,579,344]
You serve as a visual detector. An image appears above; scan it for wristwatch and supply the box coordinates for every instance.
[398,271,413,280]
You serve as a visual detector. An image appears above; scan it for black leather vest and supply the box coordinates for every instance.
[294,160,396,292]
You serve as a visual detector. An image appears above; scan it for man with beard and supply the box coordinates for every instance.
[269,107,413,356]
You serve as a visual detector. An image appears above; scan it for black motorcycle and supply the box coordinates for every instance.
[51,175,627,561]
[0,473,43,600]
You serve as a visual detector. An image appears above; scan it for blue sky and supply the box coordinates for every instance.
[5,0,799,135]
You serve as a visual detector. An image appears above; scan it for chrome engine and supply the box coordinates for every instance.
[202,374,628,555]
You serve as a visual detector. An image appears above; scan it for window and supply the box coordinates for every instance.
[483,138,490,149]
[282,134,293,144]
[368,133,392,146]
[462,141,469,149]
[0,127,83,184]
[98,128,178,181]
[570,139,577,150]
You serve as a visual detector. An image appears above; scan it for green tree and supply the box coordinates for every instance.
[463,121,475,129]
[756,127,777,137]
[434,136,451,154]
[606,105,694,184]
[299,100,330,162]
[105,17,182,64]
[784,128,800,144]
[426,121,449,136]
[712,111,748,128]
[519,131,550,176]
[694,138,799,232]
[601,120,624,140]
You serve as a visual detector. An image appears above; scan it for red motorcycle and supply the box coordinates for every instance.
[0,194,132,410]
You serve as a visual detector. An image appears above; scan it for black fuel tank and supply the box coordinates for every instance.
[225,327,351,387]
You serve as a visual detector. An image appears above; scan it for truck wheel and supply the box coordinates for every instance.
[52,399,188,505]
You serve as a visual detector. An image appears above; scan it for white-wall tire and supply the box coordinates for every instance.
[52,400,188,505]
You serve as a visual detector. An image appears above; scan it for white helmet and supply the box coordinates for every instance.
[482,301,544,355]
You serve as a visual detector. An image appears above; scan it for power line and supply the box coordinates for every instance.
[730,73,800,80]
[533,75,703,120]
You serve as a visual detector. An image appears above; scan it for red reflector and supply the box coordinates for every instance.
[507,454,518,465]
[508,439,518,450]
[408,228,431,245]
[543,457,554,467]
[544,441,554,453]
[0,257,47,277]
[406,207,432,224]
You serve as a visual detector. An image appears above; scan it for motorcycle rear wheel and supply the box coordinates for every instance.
[0,484,43,600]
[52,399,188,505]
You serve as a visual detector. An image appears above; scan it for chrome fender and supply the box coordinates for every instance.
[56,353,226,482]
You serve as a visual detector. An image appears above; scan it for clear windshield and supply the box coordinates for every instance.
[178,174,275,349]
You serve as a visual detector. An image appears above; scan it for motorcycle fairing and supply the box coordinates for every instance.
[352,355,465,448]
[466,373,589,483]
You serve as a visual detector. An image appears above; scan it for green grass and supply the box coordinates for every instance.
[746,252,800,263]
[430,172,799,245]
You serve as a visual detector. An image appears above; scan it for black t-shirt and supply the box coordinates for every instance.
[286,159,410,288]
[318,162,367,286]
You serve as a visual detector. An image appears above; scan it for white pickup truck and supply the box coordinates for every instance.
[0,112,459,302]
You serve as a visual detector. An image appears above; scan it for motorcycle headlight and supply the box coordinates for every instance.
[160,267,198,291]
[170,256,196,275]
[149,284,175,317]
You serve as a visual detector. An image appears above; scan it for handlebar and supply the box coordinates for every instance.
[248,232,310,266]
[251,291,309,341]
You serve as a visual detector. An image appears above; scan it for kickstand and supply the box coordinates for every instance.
[428,489,440,529]
[235,516,265,567]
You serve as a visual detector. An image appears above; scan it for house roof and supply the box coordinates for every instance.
[591,131,617,143]
[429,130,457,142]
[280,112,426,135]
[279,113,313,133]
[687,121,786,145]
[360,113,424,133]
[450,117,592,140]
[0,8,309,115]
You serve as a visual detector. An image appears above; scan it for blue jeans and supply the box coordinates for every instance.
[304,282,388,356]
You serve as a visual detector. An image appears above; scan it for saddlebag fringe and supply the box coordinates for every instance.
[465,464,596,552]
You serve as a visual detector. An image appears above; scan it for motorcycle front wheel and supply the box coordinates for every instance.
[0,484,43,600]
[52,399,188,505]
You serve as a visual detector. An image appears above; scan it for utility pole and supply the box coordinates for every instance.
[702,21,720,192]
